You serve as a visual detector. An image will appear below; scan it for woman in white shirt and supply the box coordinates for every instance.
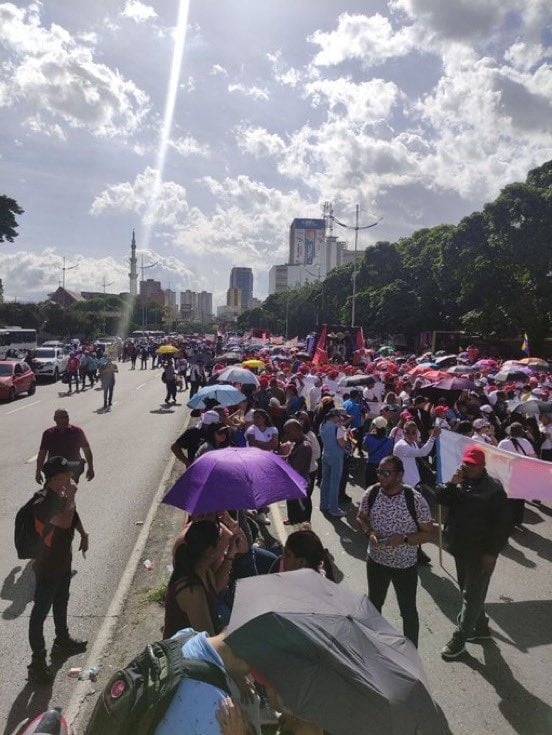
[244,409,279,451]
[498,422,536,528]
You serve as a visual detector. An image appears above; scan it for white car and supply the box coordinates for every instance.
[32,346,69,381]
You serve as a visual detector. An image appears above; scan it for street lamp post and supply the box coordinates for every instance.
[330,206,380,327]
[61,256,79,308]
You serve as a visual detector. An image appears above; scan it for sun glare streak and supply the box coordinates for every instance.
[118,0,190,338]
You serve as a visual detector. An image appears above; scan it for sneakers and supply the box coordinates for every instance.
[51,636,88,658]
[328,509,346,518]
[466,626,492,642]
[27,657,54,684]
[441,633,466,660]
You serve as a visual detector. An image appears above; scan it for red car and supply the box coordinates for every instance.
[0,360,37,401]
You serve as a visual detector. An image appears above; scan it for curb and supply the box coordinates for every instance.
[64,412,191,730]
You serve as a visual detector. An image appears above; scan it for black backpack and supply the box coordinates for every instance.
[85,633,230,735]
[367,485,420,531]
[14,489,47,559]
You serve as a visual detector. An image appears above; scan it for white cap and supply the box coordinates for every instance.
[372,416,388,429]
[201,410,220,426]
[473,418,490,430]
[480,404,493,414]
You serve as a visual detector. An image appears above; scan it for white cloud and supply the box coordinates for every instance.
[90,166,197,228]
[169,135,210,157]
[121,0,157,24]
[235,125,286,158]
[210,64,228,77]
[227,83,270,101]
[309,12,416,68]
[504,42,548,72]
[304,77,401,125]
[267,51,302,88]
[0,3,150,138]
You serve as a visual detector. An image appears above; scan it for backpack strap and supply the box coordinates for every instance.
[403,487,420,531]
[367,484,380,510]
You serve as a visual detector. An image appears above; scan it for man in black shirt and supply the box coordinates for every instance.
[28,456,89,683]
[436,445,511,660]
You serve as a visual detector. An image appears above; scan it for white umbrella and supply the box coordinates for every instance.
[216,366,259,386]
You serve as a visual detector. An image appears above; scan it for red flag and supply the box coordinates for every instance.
[312,325,328,366]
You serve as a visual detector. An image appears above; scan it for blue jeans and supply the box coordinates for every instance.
[320,453,344,514]
[103,382,114,406]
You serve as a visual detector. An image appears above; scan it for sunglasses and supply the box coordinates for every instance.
[376,469,394,477]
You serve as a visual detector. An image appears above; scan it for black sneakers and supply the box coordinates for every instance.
[466,626,492,642]
[441,633,466,660]
[51,636,88,658]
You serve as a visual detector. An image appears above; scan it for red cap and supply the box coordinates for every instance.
[462,445,486,466]
[434,405,448,416]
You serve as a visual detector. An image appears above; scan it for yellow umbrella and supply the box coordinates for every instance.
[242,359,266,369]
[157,345,180,355]
[518,357,548,366]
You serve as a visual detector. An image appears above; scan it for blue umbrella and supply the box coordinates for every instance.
[186,384,246,409]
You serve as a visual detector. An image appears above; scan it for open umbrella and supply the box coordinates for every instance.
[295,351,311,360]
[434,354,458,368]
[447,365,477,375]
[494,368,532,382]
[218,352,243,364]
[186,384,246,409]
[156,344,179,355]
[517,357,549,366]
[508,399,552,416]
[473,358,498,369]
[162,446,307,514]
[227,570,442,735]
[340,374,374,387]
[241,359,266,369]
[216,366,259,386]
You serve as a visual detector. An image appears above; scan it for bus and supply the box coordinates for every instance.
[0,327,38,358]
[129,330,165,341]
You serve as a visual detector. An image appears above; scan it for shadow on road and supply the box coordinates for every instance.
[510,526,552,562]
[2,656,66,735]
[485,599,552,652]
[463,641,552,735]
[1,564,35,620]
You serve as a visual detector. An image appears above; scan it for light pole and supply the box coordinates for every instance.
[331,206,380,326]
[61,256,79,308]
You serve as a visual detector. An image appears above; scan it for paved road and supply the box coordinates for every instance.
[0,364,189,733]
[301,459,552,735]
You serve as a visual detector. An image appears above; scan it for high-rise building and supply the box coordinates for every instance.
[180,290,198,320]
[289,219,325,265]
[226,287,242,312]
[197,291,213,323]
[129,230,138,297]
[229,267,253,310]
[140,278,164,306]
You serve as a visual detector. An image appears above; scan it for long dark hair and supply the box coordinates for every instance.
[285,529,335,581]
[171,520,220,587]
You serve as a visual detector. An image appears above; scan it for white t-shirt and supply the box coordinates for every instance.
[362,382,384,402]
[245,425,278,445]
[498,437,536,457]
[393,437,435,487]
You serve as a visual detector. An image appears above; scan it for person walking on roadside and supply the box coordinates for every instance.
[281,419,313,525]
[65,353,80,394]
[356,455,434,648]
[163,357,178,404]
[129,342,137,370]
[437,445,512,660]
[36,409,95,484]
[28,456,89,683]
[140,345,149,370]
[189,360,205,398]
[99,357,118,409]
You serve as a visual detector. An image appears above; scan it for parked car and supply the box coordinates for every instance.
[31,346,69,381]
[0,360,37,401]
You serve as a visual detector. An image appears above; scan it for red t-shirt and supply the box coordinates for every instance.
[40,425,89,461]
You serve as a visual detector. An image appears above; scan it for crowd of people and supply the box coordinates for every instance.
[24,336,552,733]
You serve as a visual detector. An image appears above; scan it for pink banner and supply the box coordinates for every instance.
[438,430,552,502]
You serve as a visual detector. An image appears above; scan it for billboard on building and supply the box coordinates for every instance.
[290,219,325,265]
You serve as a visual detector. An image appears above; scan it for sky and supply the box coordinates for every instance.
[0,0,551,309]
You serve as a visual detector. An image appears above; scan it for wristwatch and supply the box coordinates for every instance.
[403,535,409,545]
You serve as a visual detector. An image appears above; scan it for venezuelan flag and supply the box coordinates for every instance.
[521,333,530,355]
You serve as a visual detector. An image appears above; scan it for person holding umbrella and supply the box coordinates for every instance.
[356,455,434,647]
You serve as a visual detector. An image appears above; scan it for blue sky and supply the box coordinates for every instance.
[0,0,551,308]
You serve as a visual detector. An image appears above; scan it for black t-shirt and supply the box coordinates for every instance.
[33,489,79,576]
[175,426,204,461]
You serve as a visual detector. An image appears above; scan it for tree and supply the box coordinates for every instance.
[0,195,24,243]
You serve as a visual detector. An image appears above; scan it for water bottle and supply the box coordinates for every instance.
[78,666,99,681]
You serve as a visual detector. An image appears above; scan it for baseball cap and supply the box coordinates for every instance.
[462,445,486,466]
[473,418,490,430]
[480,404,493,414]
[201,410,221,426]
[43,456,82,481]
[372,416,388,429]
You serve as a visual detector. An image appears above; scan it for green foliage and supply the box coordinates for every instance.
[237,160,552,349]
[0,195,24,243]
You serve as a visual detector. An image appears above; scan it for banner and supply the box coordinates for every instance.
[437,429,552,502]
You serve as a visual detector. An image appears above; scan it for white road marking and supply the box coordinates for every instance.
[136,383,146,390]
[26,453,38,464]
[7,400,41,415]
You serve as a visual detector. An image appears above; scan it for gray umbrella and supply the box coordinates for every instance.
[227,570,443,735]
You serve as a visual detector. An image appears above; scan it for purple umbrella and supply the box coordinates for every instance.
[427,377,474,391]
[162,447,307,514]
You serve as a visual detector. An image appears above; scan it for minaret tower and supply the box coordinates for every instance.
[129,230,138,297]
